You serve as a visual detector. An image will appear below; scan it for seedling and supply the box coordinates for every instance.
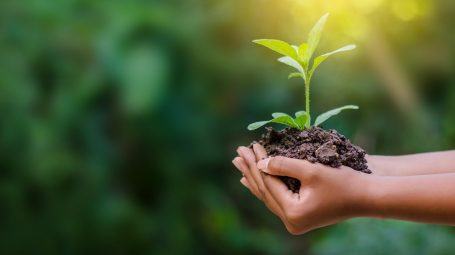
[248,13,358,131]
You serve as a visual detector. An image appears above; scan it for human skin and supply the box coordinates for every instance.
[232,145,455,235]
[367,151,455,176]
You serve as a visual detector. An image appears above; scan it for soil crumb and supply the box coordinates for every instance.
[252,127,371,193]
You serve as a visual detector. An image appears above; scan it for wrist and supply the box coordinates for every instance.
[346,173,385,218]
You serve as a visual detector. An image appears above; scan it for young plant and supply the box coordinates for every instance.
[248,13,358,131]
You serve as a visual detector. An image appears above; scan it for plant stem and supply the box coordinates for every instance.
[305,78,310,127]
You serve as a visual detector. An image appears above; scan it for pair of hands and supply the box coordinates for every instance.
[232,144,371,235]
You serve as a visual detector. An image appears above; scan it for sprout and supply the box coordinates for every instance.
[248,13,358,130]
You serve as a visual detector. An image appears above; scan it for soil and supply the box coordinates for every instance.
[251,126,371,193]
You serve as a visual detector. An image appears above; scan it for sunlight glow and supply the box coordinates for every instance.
[392,0,432,21]
[286,0,433,44]
[393,0,419,21]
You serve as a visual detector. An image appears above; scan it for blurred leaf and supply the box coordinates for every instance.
[278,57,305,81]
[309,44,356,79]
[120,45,169,115]
[298,43,309,68]
[295,111,307,118]
[248,121,270,131]
[314,105,359,126]
[272,112,290,118]
[253,39,298,60]
[305,13,329,64]
[288,72,304,79]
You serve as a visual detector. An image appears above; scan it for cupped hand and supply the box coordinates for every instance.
[233,144,371,235]
[232,145,293,231]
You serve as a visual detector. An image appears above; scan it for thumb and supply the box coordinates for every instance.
[257,156,312,179]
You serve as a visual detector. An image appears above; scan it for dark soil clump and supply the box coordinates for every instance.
[252,127,371,193]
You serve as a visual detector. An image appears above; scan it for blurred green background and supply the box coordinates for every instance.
[1,0,454,254]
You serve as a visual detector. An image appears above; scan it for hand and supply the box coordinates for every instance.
[232,145,292,231]
[364,155,387,175]
[233,144,370,235]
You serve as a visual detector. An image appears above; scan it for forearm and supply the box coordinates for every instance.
[367,150,455,176]
[358,173,455,225]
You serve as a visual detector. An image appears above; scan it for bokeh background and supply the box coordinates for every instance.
[1,0,455,254]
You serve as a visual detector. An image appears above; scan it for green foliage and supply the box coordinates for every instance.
[309,44,357,80]
[314,105,359,127]
[252,39,298,60]
[1,0,454,254]
[288,72,304,79]
[249,13,357,130]
[278,56,305,80]
[248,111,310,130]
[294,111,310,129]
[305,13,329,67]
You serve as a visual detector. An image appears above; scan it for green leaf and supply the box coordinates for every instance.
[291,45,299,52]
[295,111,307,117]
[288,72,304,79]
[272,112,289,118]
[298,43,309,69]
[314,105,359,127]
[278,57,306,81]
[309,44,356,79]
[270,115,299,128]
[253,39,298,60]
[306,13,329,64]
[247,121,271,131]
[247,114,300,131]
[295,111,311,128]
[295,113,310,129]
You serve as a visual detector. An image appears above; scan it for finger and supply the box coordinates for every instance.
[263,188,288,219]
[240,176,262,203]
[245,174,298,232]
[252,144,286,212]
[240,148,298,231]
[257,156,314,180]
[238,147,266,197]
[233,156,262,199]
[242,176,287,222]
[232,157,244,175]
[262,173,296,210]
[242,175,286,220]
[252,143,268,161]
[240,177,250,188]
[239,146,290,219]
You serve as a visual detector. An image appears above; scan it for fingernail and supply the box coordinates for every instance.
[257,157,270,170]
[240,177,249,188]
[232,158,241,169]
